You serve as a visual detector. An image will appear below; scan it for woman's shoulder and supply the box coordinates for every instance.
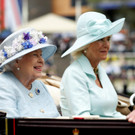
[62,60,86,80]
[33,79,48,91]
[0,72,13,82]
[0,72,17,93]
[33,79,45,86]
[64,60,82,73]
[0,72,7,78]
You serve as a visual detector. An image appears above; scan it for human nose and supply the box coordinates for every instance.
[38,55,44,64]
[103,39,110,48]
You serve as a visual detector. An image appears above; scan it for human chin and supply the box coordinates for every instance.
[100,52,108,60]
[101,55,108,60]
[32,71,42,79]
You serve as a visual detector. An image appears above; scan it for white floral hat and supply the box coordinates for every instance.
[0,28,57,68]
[61,11,125,57]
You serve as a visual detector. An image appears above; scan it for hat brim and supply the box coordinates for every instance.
[0,44,57,68]
[61,18,125,57]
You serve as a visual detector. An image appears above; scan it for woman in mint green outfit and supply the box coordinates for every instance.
[0,28,59,118]
[60,12,126,118]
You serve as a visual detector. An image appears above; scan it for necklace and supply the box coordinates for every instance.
[93,67,98,74]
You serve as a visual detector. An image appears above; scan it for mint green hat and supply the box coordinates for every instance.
[61,11,125,57]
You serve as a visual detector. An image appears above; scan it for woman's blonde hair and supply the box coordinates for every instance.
[71,44,90,60]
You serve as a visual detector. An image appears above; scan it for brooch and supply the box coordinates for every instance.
[28,92,34,98]
[35,88,40,95]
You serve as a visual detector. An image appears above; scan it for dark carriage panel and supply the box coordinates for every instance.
[4,118,135,135]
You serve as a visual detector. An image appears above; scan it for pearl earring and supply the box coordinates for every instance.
[84,50,87,53]
[17,67,20,71]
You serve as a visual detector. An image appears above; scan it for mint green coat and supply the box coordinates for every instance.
[60,54,125,118]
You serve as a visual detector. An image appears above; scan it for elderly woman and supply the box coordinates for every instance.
[0,28,60,118]
[60,11,126,118]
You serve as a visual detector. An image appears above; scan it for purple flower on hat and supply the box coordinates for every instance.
[39,38,46,44]
[21,41,33,49]
[23,32,31,40]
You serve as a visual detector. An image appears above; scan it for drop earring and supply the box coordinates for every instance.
[84,50,87,53]
[17,67,20,71]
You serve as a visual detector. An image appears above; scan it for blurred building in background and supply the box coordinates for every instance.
[52,0,90,19]
[28,0,51,20]
[27,0,91,20]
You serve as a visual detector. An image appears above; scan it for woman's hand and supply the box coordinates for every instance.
[126,110,135,123]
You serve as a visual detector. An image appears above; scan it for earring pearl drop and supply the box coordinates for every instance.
[84,50,87,53]
[17,67,20,71]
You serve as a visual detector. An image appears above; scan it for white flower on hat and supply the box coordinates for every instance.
[4,46,16,58]
[12,38,24,52]
[18,35,24,43]
[44,36,48,41]
[29,38,38,46]
[0,50,6,64]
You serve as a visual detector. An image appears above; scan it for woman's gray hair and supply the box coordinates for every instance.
[3,62,15,72]
[71,44,90,60]
[3,57,23,72]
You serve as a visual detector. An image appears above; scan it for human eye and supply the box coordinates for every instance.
[40,53,42,56]
[98,37,111,42]
[98,38,104,41]
[107,37,111,41]
[33,53,38,57]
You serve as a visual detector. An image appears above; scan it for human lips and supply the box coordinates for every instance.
[33,65,43,72]
[100,50,108,54]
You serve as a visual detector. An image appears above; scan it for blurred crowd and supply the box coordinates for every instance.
[49,33,76,54]
[48,30,135,54]
[110,32,135,52]
[104,31,135,95]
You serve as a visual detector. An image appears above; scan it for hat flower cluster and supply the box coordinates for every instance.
[0,30,48,65]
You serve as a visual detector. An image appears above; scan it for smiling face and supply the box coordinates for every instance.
[16,49,44,81]
[85,36,111,67]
